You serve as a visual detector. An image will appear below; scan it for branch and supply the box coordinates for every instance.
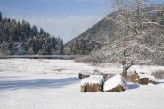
[119,11,139,34]
[143,21,164,28]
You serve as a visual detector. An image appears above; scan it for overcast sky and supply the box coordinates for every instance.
[0,0,164,43]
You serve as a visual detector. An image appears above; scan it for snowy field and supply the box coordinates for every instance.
[0,59,164,109]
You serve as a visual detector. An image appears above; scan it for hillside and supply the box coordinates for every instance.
[65,5,164,65]
[0,12,64,55]
[64,12,118,55]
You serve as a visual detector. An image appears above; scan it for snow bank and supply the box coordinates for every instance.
[103,74,127,91]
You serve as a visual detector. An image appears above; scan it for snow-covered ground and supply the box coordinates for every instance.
[0,59,164,109]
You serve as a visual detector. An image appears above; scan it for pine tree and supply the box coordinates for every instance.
[31,25,38,36]
[60,39,64,54]
[0,12,2,21]
[27,47,34,55]
[0,41,9,55]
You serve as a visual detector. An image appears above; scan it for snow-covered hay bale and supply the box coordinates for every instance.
[78,72,91,79]
[127,65,158,85]
[138,78,155,85]
[103,74,128,92]
[127,72,140,83]
[80,76,103,92]
[81,83,101,92]
[127,71,155,85]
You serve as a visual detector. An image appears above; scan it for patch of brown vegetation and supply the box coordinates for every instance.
[137,78,155,85]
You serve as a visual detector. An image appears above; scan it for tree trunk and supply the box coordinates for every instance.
[122,66,128,79]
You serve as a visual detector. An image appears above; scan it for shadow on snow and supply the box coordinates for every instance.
[128,83,140,90]
[156,81,164,84]
[0,77,79,91]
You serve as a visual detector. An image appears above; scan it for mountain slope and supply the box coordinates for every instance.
[64,12,118,55]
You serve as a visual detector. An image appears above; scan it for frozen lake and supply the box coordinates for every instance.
[0,55,83,60]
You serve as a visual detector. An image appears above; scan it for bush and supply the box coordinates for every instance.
[152,70,164,79]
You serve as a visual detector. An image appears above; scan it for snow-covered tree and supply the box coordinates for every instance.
[27,47,34,55]
[0,41,10,55]
[105,0,164,78]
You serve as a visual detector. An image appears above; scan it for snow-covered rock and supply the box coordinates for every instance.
[103,74,128,92]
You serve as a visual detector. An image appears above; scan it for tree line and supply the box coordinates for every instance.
[0,12,64,55]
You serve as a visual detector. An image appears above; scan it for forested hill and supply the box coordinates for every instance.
[0,12,64,55]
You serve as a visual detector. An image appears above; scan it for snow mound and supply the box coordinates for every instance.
[103,74,127,91]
